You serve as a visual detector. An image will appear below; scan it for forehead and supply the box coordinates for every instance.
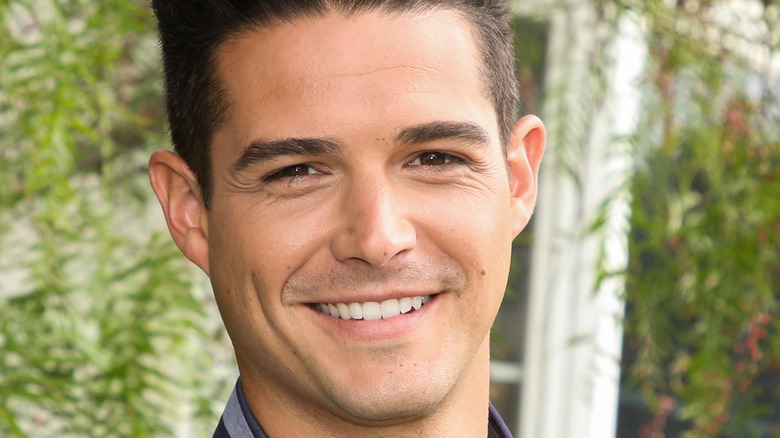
[212,9,496,150]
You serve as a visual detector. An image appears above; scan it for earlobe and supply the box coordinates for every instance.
[507,115,546,237]
[148,150,211,275]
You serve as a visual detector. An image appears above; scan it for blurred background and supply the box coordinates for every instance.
[1,0,778,436]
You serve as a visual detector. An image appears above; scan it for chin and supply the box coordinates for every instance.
[322,365,454,425]
[331,384,445,425]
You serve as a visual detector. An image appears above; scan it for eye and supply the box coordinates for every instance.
[265,164,321,181]
[408,151,461,166]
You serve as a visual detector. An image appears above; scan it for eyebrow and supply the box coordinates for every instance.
[394,121,491,147]
[231,137,343,173]
[231,120,491,173]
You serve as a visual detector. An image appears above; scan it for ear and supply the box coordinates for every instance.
[148,150,211,275]
[508,115,546,238]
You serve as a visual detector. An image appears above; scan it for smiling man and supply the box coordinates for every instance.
[148,1,545,437]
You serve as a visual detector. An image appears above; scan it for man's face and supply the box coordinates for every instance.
[188,9,537,427]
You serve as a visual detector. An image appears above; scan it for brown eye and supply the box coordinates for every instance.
[266,164,318,181]
[421,152,445,165]
[411,151,457,166]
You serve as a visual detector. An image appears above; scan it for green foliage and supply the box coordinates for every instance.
[0,0,231,436]
[612,0,780,435]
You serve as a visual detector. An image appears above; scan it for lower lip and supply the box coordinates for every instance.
[312,296,437,343]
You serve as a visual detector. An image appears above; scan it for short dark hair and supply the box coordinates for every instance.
[152,0,518,208]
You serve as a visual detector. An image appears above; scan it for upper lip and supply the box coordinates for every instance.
[305,290,439,304]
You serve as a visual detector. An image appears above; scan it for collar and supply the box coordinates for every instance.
[213,377,513,438]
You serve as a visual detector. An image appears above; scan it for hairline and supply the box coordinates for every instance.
[200,4,514,208]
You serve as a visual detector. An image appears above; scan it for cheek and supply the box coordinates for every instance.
[423,187,513,266]
[418,187,513,322]
[207,201,334,303]
[206,211,277,313]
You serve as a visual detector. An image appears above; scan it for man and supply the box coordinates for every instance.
[148,0,545,436]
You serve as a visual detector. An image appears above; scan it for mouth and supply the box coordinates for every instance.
[313,295,432,321]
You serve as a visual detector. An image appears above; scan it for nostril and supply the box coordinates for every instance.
[330,183,418,266]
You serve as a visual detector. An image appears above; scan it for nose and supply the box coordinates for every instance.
[331,176,417,266]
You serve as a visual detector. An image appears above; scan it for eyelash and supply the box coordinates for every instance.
[263,150,465,183]
[407,151,465,167]
[264,164,323,182]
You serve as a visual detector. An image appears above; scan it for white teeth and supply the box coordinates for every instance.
[381,299,400,319]
[399,297,412,314]
[317,295,431,320]
[349,302,363,319]
[337,303,351,320]
[362,302,382,321]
